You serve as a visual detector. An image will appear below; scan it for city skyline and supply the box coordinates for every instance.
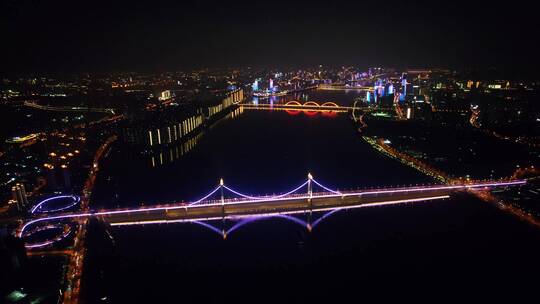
[2,2,540,303]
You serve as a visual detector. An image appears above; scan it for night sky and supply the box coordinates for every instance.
[1,0,539,74]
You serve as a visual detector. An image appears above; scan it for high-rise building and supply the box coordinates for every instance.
[159,90,171,101]
[401,73,408,96]
[11,183,28,210]
[374,79,385,97]
[62,166,71,190]
[44,165,72,190]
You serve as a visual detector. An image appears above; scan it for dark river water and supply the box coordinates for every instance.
[84,90,540,303]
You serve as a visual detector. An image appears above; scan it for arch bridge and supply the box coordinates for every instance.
[239,101,352,113]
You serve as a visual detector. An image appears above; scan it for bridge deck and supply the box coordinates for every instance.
[21,180,526,236]
[239,103,353,111]
[100,188,453,225]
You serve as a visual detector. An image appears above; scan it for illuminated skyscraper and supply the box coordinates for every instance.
[252,80,259,91]
[11,183,28,210]
[159,90,171,101]
[401,73,408,96]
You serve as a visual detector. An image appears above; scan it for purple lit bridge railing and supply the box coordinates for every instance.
[19,174,526,248]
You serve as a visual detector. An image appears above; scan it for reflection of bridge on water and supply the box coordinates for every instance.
[20,175,526,246]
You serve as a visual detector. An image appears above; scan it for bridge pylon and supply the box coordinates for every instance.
[307,173,313,200]
[307,173,314,216]
[220,178,225,216]
[220,178,224,204]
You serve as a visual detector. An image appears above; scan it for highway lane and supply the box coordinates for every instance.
[18,179,526,235]
[102,188,453,225]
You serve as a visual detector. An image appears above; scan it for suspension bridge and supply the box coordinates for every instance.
[20,175,526,246]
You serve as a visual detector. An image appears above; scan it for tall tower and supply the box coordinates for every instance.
[376,79,384,96]
[252,80,258,92]
[11,183,28,210]
[401,73,408,96]
[400,72,408,102]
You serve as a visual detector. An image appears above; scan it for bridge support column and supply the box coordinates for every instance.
[307,173,313,201]
[220,178,225,215]
[307,173,313,215]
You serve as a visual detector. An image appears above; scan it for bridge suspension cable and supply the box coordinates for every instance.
[311,179,342,195]
[188,173,342,206]
[19,177,527,247]
[222,181,309,201]
[188,185,223,206]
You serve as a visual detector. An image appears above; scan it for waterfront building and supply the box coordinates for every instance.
[159,90,172,101]
[122,89,243,148]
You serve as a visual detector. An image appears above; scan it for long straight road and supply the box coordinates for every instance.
[107,188,452,226]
